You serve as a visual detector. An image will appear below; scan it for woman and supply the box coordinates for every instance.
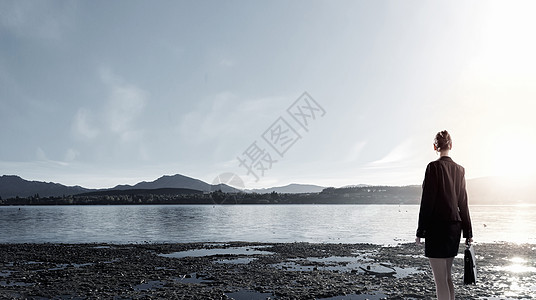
[416,130,473,300]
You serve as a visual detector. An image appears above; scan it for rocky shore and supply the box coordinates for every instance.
[1,242,535,299]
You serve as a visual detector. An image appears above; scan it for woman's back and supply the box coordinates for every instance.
[424,156,467,222]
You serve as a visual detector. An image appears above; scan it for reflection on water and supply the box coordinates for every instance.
[1,204,536,244]
[317,292,389,300]
[272,255,422,279]
[159,246,273,258]
[224,289,274,300]
[486,255,536,299]
[499,257,536,273]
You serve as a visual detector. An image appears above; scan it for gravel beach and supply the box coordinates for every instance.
[1,242,535,299]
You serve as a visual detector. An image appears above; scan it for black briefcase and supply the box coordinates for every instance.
[464,244,477,285]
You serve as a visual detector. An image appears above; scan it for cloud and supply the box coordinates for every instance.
[106,84,147,136]
[0,1,76,40]
[367,139,414,168]
[64,148,79,162]
[69,68,149,164]
[344,140,367,162]
[219,58,235,67]
[100,68,147,138]
[178,92,288,146]
[72,108,99,140]
[179,91,237,144]
[33,147,70,166]
[36,147,47,161]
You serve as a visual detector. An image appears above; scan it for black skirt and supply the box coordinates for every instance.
[425,221,462,258]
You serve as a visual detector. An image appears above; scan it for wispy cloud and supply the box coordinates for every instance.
[0,1,76,40]
[219,58,235,67]
[344,140,367,163]
[72,108,99,140]
[100,68,147,140]
[64,148,79,162]
[35,147,47,161]
[367,139,414,168]
[34,147,69,167]
[69,67,149,162]
[178,92,287,145]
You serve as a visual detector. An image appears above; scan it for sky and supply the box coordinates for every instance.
[1,0,536,189]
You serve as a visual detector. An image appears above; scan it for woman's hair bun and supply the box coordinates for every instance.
[434,130,452,151]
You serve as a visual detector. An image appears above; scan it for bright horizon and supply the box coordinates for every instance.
[1,1,536,190]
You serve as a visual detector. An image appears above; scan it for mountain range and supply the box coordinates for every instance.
[246,183,325,194]
[0,175,90,199]
[109,174,241,194]
[0,174,325,199]
[1,174,535,205]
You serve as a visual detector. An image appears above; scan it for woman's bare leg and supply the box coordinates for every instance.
[445,257,455,299]
[429,257,455,300]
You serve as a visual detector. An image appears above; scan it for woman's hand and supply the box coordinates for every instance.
[415,237,422,245]
[465,238,473,245]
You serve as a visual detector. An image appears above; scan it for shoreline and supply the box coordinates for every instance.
[1,242,535,299]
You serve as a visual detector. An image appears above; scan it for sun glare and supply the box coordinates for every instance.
[500,257,536,274]
[456,1,536,185]
[491,130,536,180]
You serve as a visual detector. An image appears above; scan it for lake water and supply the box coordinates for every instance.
[0,205,535,245]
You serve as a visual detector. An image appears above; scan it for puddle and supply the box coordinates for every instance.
[225,289,274,300]
[391,266,423,279]
[215,257,258,264]
[92,245,113,249]
[0,280,33,287]
[160,246,274,258]
[318,292,388,300]
[133,280,164,291]
[309,256,373,263]
[0,270,13,277]
[56,294,85,300]
[359,264,396,277]
[102,258,120,264]
[272,256,422,278]
[33,262,95,272]
[272,261,316,272]
[48,264,70,271]
[175,273,214,284]
[204,243,230,247]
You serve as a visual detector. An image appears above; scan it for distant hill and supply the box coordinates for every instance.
[313,177,536,205]
[0,175,92,199]
[319,185,422,204]
[466,176,536,205]
[2,173,535,205]
[0,174,240,200]
[110,174,240,193]
[247,183,326,194]
[340,184,370,188]
[78,187,203,197]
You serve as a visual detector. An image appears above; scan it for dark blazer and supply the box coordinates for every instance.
[416,156,473,239]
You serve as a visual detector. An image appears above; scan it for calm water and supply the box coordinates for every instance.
[0,205,534,244]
